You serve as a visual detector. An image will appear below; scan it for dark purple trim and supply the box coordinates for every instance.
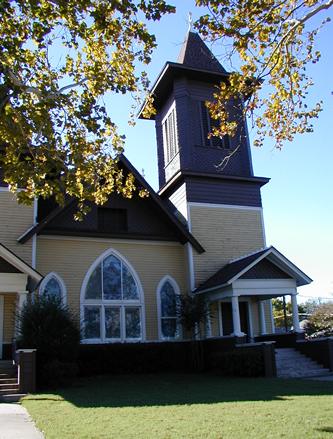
[159,170,269,198]
[18,199,75,244]
[40,229,181,242]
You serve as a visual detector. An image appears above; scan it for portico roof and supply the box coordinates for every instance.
[195,246,312,294]
[0,243,42,282]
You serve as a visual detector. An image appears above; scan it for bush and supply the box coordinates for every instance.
[78,341,192,376]
[209,348,265,377]
[17,295,81,388]
[305,303,333,338]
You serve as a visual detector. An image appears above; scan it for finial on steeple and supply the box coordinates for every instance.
[187,12,193,33]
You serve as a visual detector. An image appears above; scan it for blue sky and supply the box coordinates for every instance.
[106,2,333,302]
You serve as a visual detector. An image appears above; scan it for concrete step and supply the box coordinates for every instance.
[0,383,19,391]
[0,377,18,385]
[275,348,329,379]
[0,393,26,403]
[0,386,20,396]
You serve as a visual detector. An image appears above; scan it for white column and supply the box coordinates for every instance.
[291,293,302,333]
[15,291,28,336]
[269,299,276,334]
[218,302,223,336]
[205,300,212,338]
[231,296,244,337]
[259,300,267,335]
[18,291,28,310]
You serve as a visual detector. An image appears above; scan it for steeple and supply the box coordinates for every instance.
[177,31,227,74]
[139,31,266,202]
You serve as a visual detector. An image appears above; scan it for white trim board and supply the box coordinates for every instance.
[0,273,28,292]
[188,202,263,211]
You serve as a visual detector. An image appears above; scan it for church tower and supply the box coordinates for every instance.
[139,32,269,288]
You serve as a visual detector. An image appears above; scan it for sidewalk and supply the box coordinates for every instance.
[0,403,44,439]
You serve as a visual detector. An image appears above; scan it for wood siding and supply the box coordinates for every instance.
[169,183,188,220]
[36,236,188,341]
[190,205,265,286]
[0,192,33,264]
[186,178,262,207]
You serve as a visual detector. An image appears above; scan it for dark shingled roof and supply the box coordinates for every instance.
[177,32,227,74]
[195,248,268,293]
[195,246,313,293]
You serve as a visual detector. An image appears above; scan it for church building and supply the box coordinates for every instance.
[0,32,312,359]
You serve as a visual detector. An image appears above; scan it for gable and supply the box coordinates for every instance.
[240,258,291,279]
[0,256,21,273]
[39,192,186,242]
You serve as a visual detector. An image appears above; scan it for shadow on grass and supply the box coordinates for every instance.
[317,427,333,434]
[24,373,333,408]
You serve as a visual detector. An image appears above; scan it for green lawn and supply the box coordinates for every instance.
[22,374,333,439]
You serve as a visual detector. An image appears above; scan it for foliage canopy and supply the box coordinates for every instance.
[0,0,331,209]
[0,0,174,215]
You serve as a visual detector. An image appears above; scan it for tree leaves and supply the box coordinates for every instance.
[195,0,332,150]
[0,0,175,213]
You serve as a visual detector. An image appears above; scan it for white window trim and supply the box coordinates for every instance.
[156,275,182,341]
[162,101,179,165]
[80,248,145,343]
[39,272,67,304]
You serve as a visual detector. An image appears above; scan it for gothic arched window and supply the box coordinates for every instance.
[39,272,66,302]
[81,250,143,342]
[157,276,181,340]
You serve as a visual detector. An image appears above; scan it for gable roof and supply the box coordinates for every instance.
[18,155,205,254]
[0,243,42,281]
[195,246,312,293]
[177,31,227,74]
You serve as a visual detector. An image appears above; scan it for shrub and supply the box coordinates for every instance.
[209,348,265,377]
[17,295,81,388]
[305,303,333,338]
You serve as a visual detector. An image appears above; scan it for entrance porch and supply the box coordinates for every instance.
[196,246,312,343]
[0,243,42,359]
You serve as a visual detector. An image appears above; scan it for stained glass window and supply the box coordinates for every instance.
[159,279,180,339]
[83,251,142,342]
[40,273,65,301]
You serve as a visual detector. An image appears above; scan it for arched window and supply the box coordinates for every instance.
[157,276,181,340]
[81,250,144,343]
[39,272,66,302]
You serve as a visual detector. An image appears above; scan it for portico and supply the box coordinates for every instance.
[196,246,312,340]
[0,244,42,359]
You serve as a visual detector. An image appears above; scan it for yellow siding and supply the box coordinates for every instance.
[36,237,188,341]
[190,205,265,286]
[0,192,33,264]
[3,294,16,343]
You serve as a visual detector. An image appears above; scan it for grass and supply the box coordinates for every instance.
[22,374,333,439]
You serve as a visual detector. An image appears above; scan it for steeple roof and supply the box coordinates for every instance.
[138,31,229,119]
[177,32,227,74]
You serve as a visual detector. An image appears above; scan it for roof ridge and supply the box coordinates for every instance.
[228,246,271,264]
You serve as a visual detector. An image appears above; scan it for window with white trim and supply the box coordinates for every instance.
[82,251,142,342]
[163,104,179,164]
[39,272,66,302]
[200,101,230,149]
[158,277,181,340]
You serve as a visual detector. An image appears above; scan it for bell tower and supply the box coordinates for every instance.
[139,32,269,287]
